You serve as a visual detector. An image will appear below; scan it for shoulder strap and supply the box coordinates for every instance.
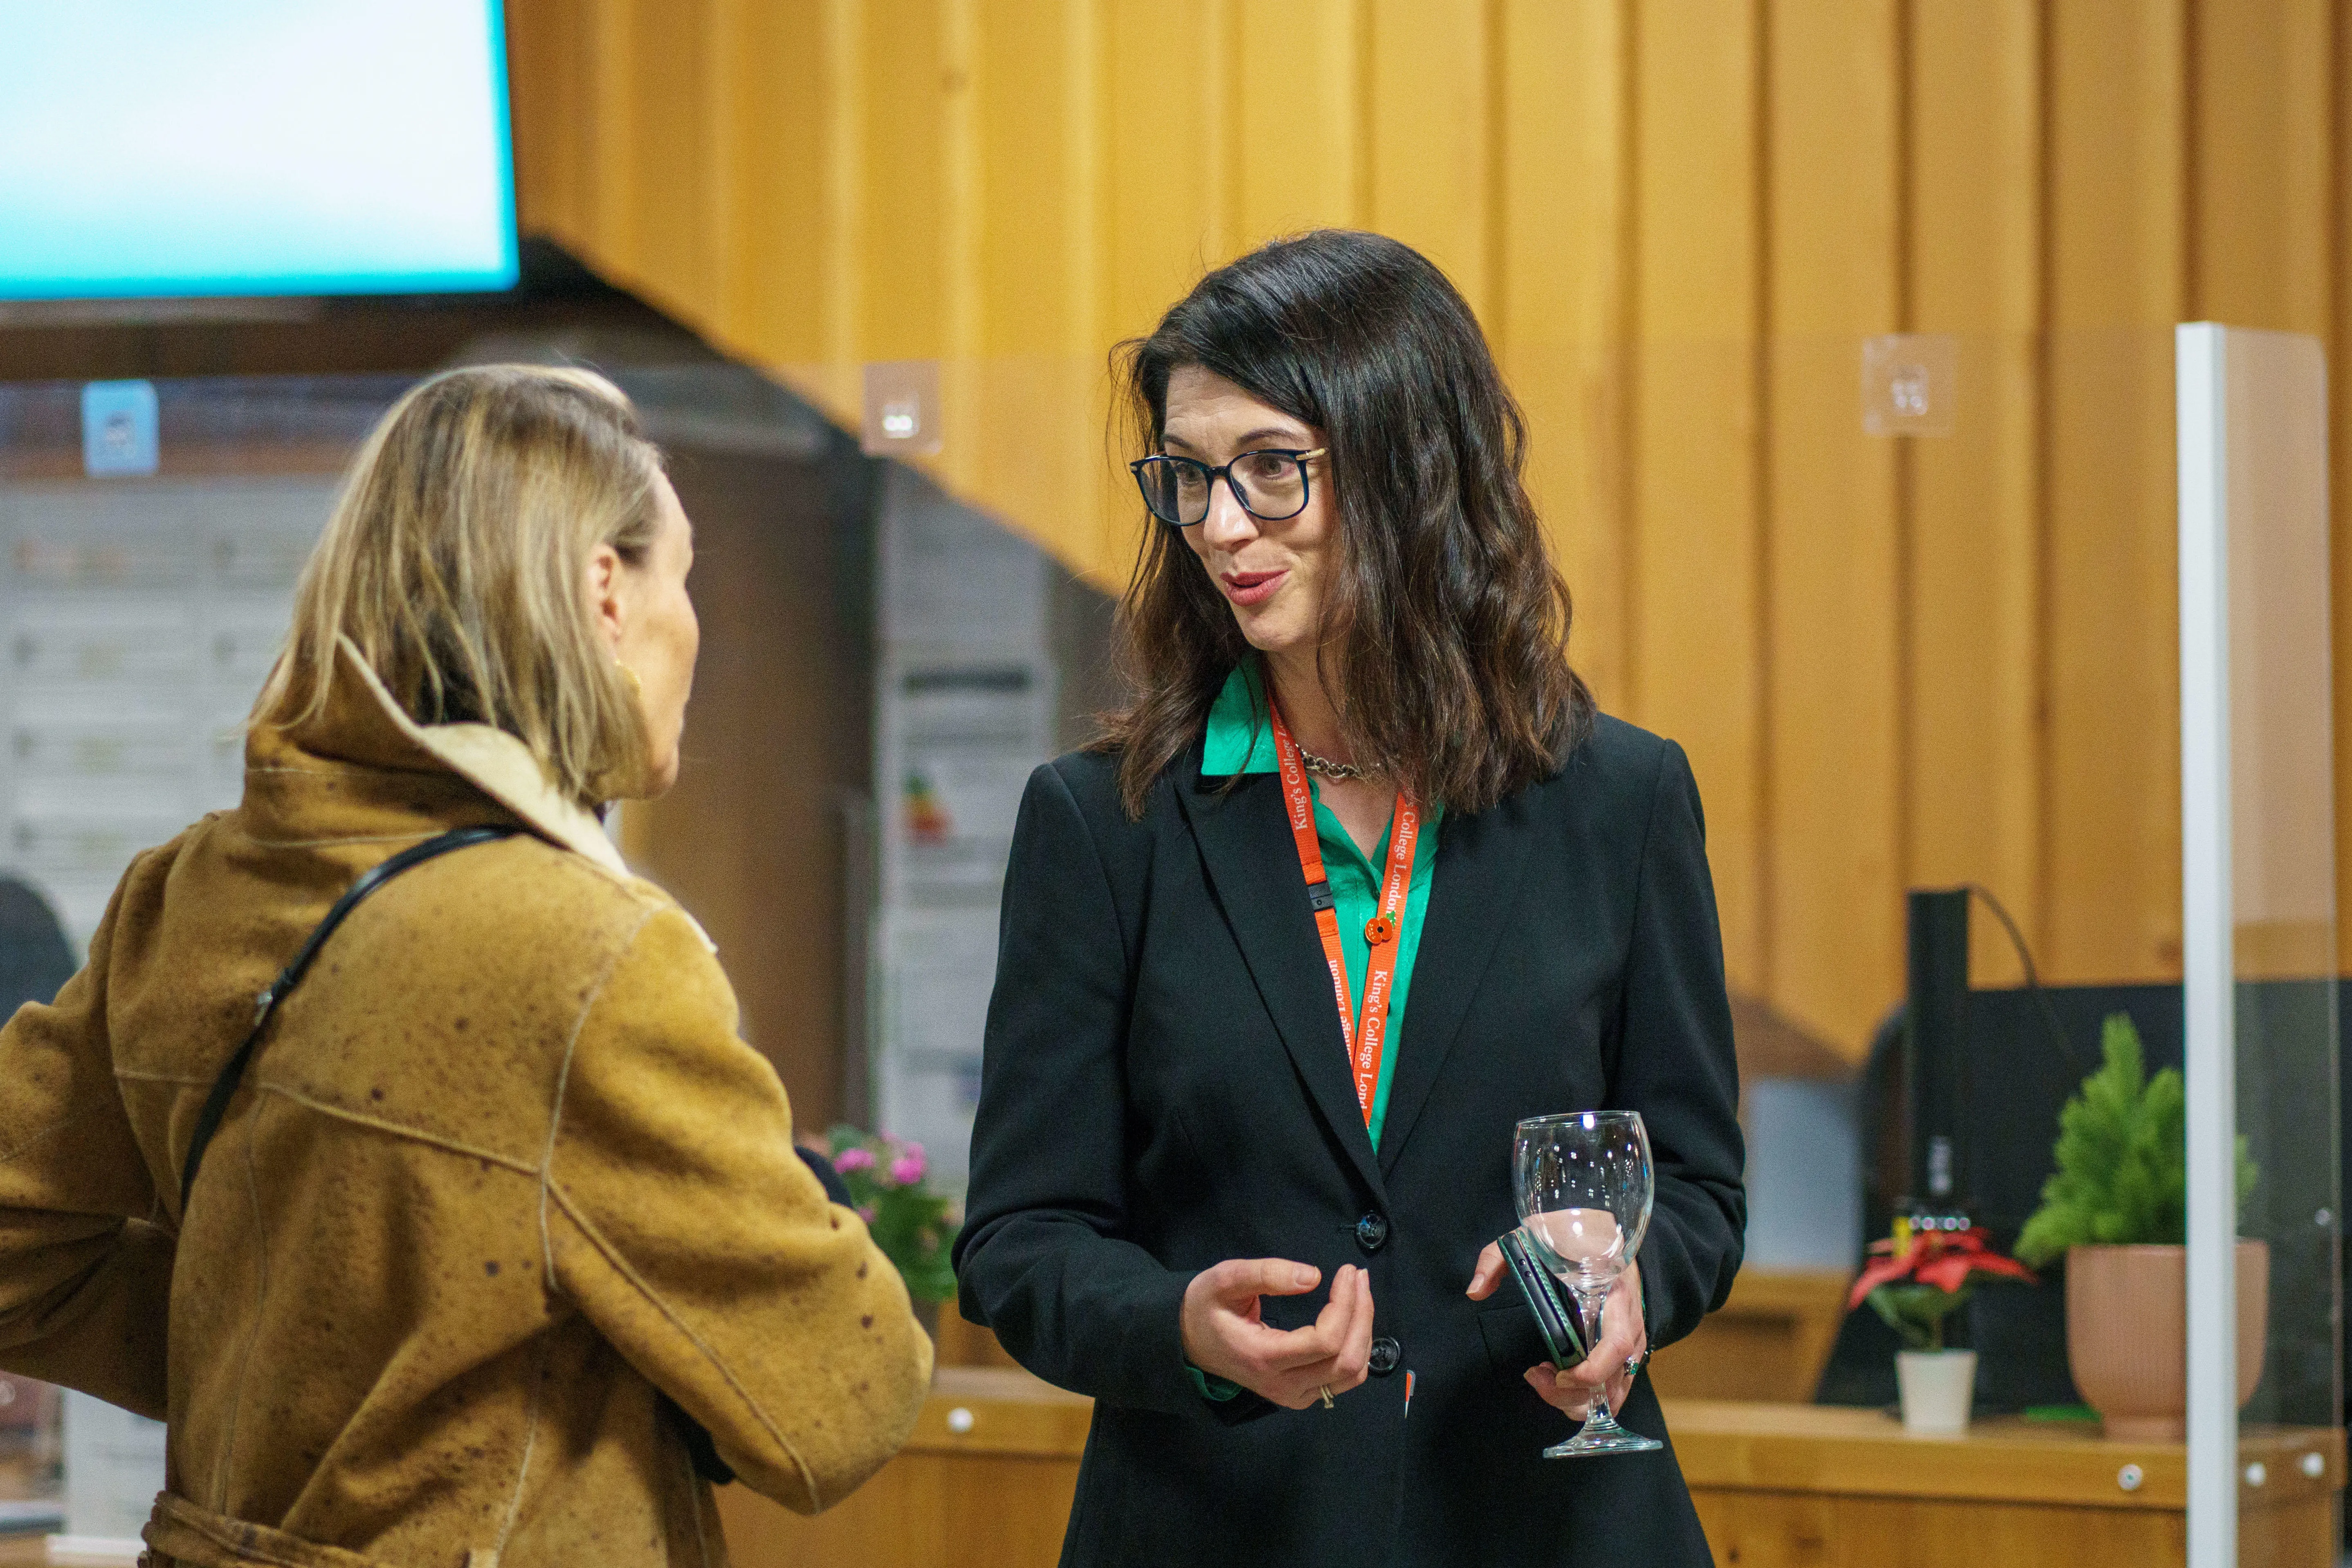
[178,824,524,1213]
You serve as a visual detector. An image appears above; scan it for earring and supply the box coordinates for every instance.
[615,663,645,701]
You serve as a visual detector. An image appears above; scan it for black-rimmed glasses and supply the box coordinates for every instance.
[1129,448,1327,528]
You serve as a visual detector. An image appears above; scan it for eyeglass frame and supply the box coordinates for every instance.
[1128,447,1329,529]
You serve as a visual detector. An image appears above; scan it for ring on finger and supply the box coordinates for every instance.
[1318,1384,1335,1410]
[1624,1354,1644,1378]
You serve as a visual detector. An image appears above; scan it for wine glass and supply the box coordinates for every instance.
[1513,1109,1662,1458]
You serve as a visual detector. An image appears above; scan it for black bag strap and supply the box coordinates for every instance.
[178,824,523,1213]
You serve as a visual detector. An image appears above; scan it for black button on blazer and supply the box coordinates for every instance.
[955,712,1746,1568]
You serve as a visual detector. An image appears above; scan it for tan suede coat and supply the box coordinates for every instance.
[0,642,932,1568]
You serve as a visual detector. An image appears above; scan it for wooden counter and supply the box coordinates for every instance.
[1642,1268,1849,1404]
[717,1373,2347,1568]
[718,1369,1087,1568]
[1674,1399,2344,1567]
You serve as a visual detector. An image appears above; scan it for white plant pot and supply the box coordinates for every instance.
[1895,1349,1978,1434]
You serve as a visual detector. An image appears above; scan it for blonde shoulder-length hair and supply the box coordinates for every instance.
[255,363,665,806]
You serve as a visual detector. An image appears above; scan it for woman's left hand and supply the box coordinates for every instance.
[1466,1247,1648,1419]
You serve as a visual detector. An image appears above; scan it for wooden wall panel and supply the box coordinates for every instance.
[1366,0,1492,320]
[860,4,949,365]
[1905,0,2044,988]
[1495,0,1631,712]
[1628,0,1766,994]
[623,0,715,314]
[714,0,831,364]
[2193,0,2342,975]
[504,0,591,243]
[1235,0,1364,242]
[1763,0,1905,1047]
[2193,0,2332,335]
[2044,0,2187,985]
[508,0,2352,1063]
[969,0,1104,562]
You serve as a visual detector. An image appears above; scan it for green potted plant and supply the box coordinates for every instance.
[2013,1013,2264,1441]
[1848,1222,2034,1432]
[824,1126,960,1331]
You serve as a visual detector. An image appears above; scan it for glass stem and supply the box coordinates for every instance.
[1574,1286,1627,1433]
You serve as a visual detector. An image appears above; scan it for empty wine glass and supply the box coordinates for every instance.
[1513,1109,1662,1458]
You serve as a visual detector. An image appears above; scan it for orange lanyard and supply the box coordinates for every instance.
[1268,701,1420,1125]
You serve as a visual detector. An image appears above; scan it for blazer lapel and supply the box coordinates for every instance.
[1376,793,1534,1176]
[1173,759,1388,1204]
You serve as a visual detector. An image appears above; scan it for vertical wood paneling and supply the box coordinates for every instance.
[1366,0,1492,319]
[970,0,1105,565]
[860,4,948,363]
[1764,0,1905,1044]
[1628,0,1766,995]
[508,0,2352,1060]
[2192,0,2332,333]
[1105,0,1226,341]
[820,0,869,406]
[1234,0,1364,243]
[504,0,591,243]
[1496,0,1632,712]
[2045,0,2188,984]
[2190,0,2337,970]
[716,0,829,364]
[934,0,984,500]
[586,0,642,276]
[1906,0,2045,987]
[627,0,715,317]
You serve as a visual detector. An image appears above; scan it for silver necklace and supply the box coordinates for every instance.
[1296,744,1374,782]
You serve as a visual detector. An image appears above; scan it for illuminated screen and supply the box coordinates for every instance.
[0,1,518,299]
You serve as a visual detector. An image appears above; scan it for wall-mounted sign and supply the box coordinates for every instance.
[80,382,159,477]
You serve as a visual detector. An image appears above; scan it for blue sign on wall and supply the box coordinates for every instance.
[81,381,160,476]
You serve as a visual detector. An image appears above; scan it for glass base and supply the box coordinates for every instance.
[1543,1427,1664,1459]
[1543,1396,1665,1459]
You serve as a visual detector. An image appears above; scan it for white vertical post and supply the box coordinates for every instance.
[2176,321,2236,1568]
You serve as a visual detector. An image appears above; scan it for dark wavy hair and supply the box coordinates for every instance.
[1096,229,1594,818]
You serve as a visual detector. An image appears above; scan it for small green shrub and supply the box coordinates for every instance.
[2013,1013,2257,1268]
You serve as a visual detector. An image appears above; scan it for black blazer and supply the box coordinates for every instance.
[955,713,1745,1567]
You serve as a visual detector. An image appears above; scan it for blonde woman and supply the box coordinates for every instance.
[0,366,931,1568]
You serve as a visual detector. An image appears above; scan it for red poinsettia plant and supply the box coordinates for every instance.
[1846,1220,2037,1353]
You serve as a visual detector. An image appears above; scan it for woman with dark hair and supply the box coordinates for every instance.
[954,231,1744,1564]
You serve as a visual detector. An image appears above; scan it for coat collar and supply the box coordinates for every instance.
[1369,784,1532,1176]
[1171,740,1534,1189]
[1173,748,1387,1204]
[242,637,631,882]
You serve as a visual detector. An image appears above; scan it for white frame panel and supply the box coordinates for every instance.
[2174,321,2235,1568]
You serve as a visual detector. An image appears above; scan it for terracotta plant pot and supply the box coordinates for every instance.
[2064,1240,2268,1442]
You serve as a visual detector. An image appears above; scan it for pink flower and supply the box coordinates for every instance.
[888,1151,927,1187]
[856,1204,876,1224]
[833,1146,876,1174]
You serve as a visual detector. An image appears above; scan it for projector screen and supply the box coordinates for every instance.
[0,1,519,300]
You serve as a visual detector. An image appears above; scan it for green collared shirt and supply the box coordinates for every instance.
[1200,662,1445,1149]
[1185,664,1445,1403]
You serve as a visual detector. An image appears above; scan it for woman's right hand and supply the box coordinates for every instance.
[1178,1259,1375,1409]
